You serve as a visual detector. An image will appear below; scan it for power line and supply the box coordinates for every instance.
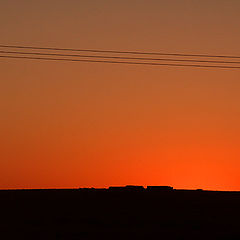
[1,55,240,69]
[0,44,240,59]
[1,50,240,65]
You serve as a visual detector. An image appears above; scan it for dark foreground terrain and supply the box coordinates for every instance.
[1,187,240,239]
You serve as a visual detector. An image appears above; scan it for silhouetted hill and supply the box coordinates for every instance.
[1,187,240,239]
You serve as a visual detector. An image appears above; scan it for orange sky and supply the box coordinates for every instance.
[1,1,240,190]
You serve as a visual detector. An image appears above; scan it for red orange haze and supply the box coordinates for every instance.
[0,1,240,190]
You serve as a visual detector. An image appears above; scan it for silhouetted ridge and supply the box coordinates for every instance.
[1,187,240,239]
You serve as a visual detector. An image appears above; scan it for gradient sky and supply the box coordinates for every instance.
[1,0,240,190]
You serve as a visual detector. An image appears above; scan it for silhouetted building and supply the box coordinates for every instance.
[125,185,144,190]
[109,185,144,191]
[147,186,173,191]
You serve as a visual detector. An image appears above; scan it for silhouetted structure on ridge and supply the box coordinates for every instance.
[108,185,174,192]
[78,185,176,192]
[147,186,173,191]
[108,185,144,191]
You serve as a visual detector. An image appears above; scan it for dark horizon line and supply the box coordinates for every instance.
[0,186,240,192]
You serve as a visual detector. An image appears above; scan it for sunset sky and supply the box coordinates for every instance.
[1,0,240,190]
